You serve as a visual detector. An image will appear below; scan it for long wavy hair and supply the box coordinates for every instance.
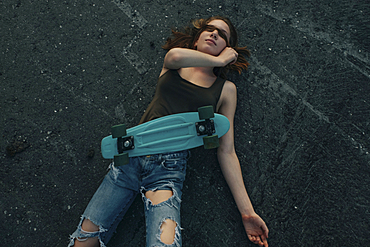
[162,16,251,79]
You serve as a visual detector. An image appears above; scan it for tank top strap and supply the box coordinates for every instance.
[210,76,227,104]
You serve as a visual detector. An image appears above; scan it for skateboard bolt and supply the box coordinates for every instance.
[124,140,131,148]
[198,125,205,133]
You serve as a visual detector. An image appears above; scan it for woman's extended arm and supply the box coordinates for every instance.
[217,81,269,247]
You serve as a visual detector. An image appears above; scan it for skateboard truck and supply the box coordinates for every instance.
[195,119,215,136]
[117,136,135,153]
[197,106,220,149]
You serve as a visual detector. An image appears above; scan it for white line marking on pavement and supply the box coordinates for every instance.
[248,56,369,157]
[123,34,148,74]
[253,2,370,79]
[112,0,149,74]
[112,0,148,29]
[248,56,329,123]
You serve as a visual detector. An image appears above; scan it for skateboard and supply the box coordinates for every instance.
[101,106,230,166]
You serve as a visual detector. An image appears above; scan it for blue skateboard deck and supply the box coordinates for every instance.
[101,107,230,165]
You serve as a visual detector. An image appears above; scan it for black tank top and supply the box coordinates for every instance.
[139,69,226,124]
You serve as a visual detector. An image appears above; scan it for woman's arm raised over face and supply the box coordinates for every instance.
[163,47,238,70]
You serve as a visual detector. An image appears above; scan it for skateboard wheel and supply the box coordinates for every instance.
[198,106,214,120]
[112,124,127,138]
[203,135,219,149]
[114,152,129,166]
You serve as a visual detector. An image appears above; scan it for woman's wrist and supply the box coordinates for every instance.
[241,211,257,219]
[240,206,256,217]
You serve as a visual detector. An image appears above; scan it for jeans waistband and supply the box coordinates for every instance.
[143,150,189,161]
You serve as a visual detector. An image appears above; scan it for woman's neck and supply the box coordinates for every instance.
[188,67,216,78]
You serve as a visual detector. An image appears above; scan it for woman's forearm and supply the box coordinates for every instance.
[217,150,255,216]
[164,48,224,69]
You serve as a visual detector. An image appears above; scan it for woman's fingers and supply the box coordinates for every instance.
[248,234,268,247]
[219,47,238,65]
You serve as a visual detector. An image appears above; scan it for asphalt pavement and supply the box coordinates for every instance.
[1,0,369,246]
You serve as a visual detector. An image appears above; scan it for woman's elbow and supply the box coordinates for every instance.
[217,145,236,157]
[164,48,182,69]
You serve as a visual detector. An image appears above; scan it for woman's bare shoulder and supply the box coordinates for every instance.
[217,80,237,112]
[222,80,237,97]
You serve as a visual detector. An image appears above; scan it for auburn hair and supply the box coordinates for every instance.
[162,16,251,79]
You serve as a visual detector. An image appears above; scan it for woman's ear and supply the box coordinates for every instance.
[193,40,198,49]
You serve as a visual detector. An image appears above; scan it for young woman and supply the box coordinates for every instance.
[68,16,269,247]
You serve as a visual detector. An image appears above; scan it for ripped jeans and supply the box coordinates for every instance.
[68,150,189,247]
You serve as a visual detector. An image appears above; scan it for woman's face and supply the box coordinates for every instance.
[194,19,231,56]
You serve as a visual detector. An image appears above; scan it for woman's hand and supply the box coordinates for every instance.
[218,47,238,66]
[242,213,269,247]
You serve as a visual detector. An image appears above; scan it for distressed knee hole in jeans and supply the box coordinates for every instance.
[141,182,181,211]
[68,216,107,247]
[159,217,181,245]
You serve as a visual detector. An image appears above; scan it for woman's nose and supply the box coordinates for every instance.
[210,30,219,39]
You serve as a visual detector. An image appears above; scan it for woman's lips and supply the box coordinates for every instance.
[205,39,216,45]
